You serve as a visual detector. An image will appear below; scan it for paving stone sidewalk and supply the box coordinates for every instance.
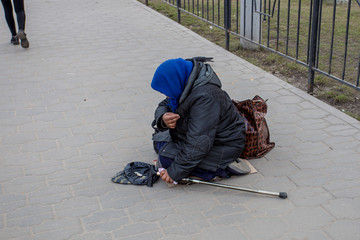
[1,0,359,239]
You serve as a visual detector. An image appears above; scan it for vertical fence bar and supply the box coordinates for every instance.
[251,0,254,41]
[328,0,336,74]
[315,0,323,68]
[259,0,262,44]
[224,0,231,50]
[267,0,271,47]
[197,0,199,15]
[276,0,280,51]
[286,0,291,55]
[177,0,181,23]
[296,0,301,60]
[212,0,214,23]
[308,0,321,93]
[236,0,239,34]
[207,0,209,20]
[342,0,352,80]
[218,0,220,26]
[264,0,267,21]
[145,0,148,6]
[244,0,247,38]
[357,57,360,87]
[228,0,231,43]
[202,0,204,18]
[307,0,313,64]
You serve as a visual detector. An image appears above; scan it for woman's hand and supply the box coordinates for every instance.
[159,169,174,184]
[162,112,180,129]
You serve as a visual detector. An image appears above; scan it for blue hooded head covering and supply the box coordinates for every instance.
[151,58,194,112]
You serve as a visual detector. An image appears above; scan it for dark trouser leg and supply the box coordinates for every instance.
[13,0,25,30]
[156,141,227,181]
[12,0,28,48]
[156,142,174,168]
[1,0,17,36]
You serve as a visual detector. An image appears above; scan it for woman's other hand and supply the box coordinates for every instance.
[162,112,180,129]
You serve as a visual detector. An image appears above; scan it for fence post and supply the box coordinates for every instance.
[224,0,231,50]
[145,0,148,6]
[177,0,181,23]
[240,0,261,49]
[308,0,321,93]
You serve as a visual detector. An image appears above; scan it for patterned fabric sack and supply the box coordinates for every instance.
[232,95,275,159]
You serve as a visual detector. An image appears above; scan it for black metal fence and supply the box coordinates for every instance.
[147,0,360,93]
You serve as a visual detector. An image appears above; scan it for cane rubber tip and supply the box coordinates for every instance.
[279,192,288,199]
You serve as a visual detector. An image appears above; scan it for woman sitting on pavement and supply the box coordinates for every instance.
[151,57,249,184]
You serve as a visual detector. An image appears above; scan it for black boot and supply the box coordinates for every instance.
[11,36,19,45]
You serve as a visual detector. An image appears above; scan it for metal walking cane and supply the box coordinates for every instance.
[157,169,287,199]
[182,178,288,199]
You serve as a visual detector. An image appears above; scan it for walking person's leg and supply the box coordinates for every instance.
[13,0,28,48]
[1,0,19,44]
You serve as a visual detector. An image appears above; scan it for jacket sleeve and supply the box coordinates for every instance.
[167,93,220,181]
[154,98,171,131]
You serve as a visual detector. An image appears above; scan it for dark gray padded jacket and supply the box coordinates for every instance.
[154,58,246,181]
